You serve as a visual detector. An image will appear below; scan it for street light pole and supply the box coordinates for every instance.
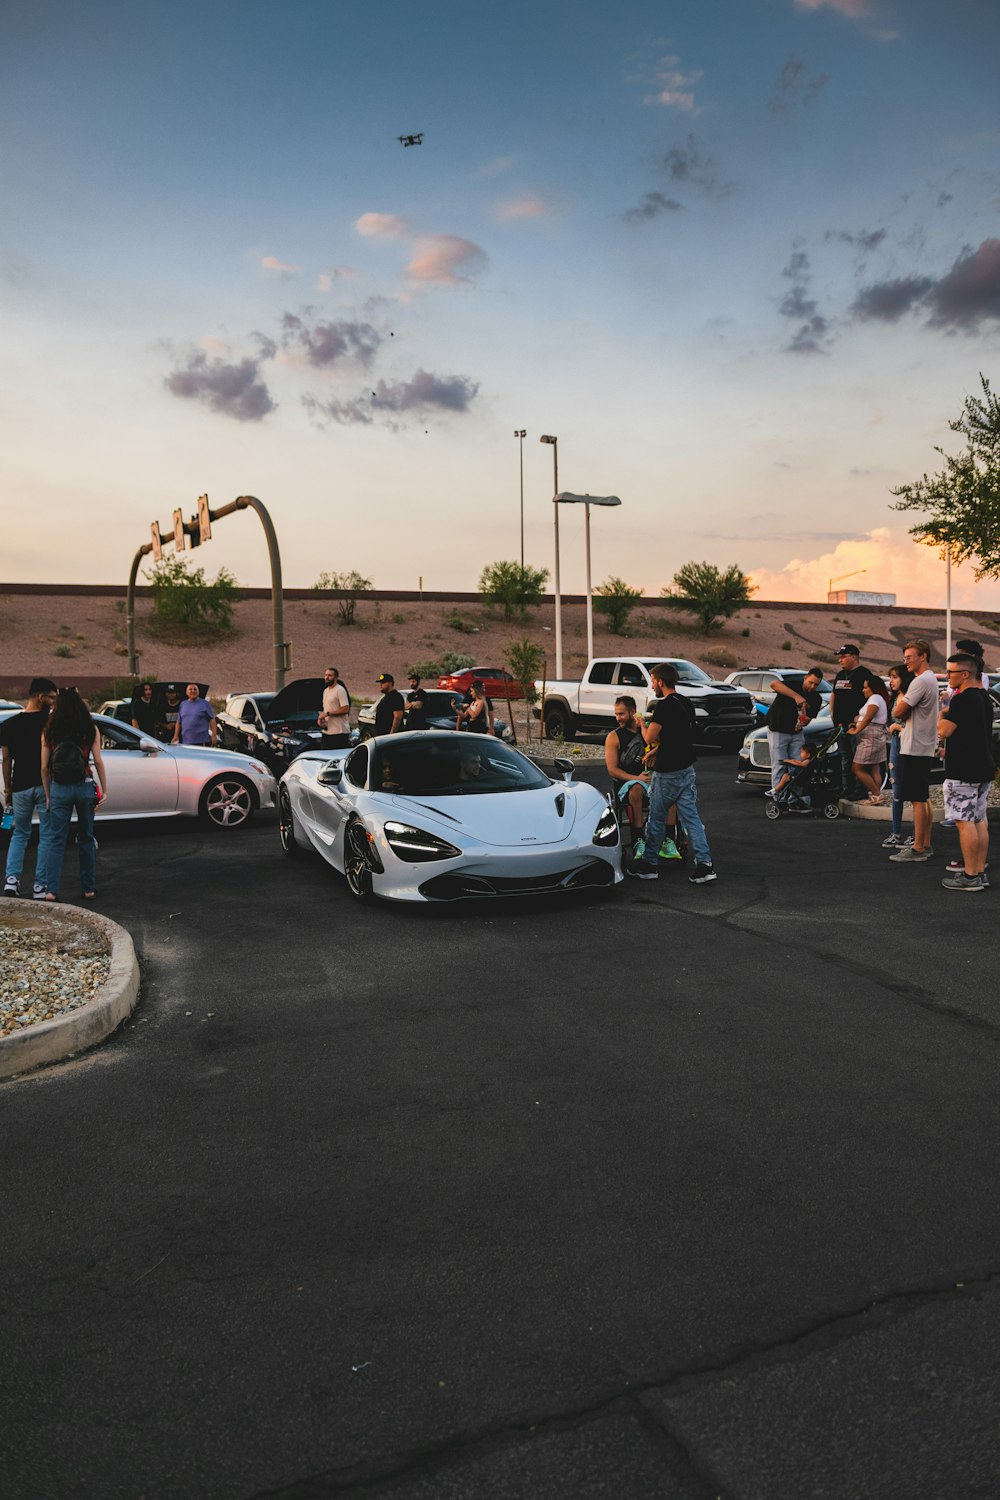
[557,493,623,663]
[540,435,561,677]
[513,430,526,574]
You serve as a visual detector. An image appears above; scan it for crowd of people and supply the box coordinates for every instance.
[3,638,996,903]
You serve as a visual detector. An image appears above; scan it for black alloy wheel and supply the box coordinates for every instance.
[278,786,300,856]
[344,818,375,903]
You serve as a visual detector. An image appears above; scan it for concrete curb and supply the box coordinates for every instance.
[0,907,140,1081]
[840,799,1000,823]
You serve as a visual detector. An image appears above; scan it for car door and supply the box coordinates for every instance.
[578,660,618,728]
[303,743,366,846]
[94,718,179,816]
[240,698,265,754]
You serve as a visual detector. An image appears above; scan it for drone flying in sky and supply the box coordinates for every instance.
[397,132,424,148]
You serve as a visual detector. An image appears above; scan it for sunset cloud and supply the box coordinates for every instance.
[645,53,703,111]
[279,313,381,368]
[405,234,487,284]
[749,527,993,609]
[165,350,276,422]
[494,194,549,222]
[316,267,358,291]
[303,368,480,428]
[261,256,300,276]
[355,213,407,239]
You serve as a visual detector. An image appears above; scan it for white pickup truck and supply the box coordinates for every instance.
[535,656,756,748]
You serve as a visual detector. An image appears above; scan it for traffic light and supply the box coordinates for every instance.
[150,522,163,562]
[197,493,212,544]
[173,508,186,552]
[188,513,201,548]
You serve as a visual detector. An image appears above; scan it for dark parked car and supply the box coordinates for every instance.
[357,689,512,741]
[217,679,351,773]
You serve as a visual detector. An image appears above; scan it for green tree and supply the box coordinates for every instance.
[478,560,548,621]
[504,638,546,743]
[890,374,1000,576]
[145,556,238,634]
[594,575,642,635]
[313,569,374,625]
[660,561,756,633]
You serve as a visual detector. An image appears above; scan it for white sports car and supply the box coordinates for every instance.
[0,711,277,828]
[278,731,624,903]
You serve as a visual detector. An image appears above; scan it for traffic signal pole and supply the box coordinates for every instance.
[126,493,287,691]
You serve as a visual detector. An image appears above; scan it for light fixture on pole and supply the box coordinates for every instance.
[539,435,561,677]
[557,492,622,661]
[513,430,526,573]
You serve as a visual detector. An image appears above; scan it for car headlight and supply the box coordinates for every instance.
[592,806,620,847]
[384,821,460,862]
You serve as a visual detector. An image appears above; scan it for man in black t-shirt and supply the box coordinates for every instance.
[830,644,877,797]
[628,663,717,884]
[373,674,405,735]
[765,668,823,795]
[939,652,995,891]
[404,672,429,731]
[1,676,57,899]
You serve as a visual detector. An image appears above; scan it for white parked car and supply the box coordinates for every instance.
[0,711,277,828]
[278,731,623,904]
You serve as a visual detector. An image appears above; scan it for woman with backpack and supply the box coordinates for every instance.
[40,688,108,902]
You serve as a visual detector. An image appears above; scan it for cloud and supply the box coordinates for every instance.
[280,313,381,368]
[929,239,1000,328]
[405,234,487,284]
[260,256,300,276]
[494,195,549,222]
[165,351,276,422]
[316,267,358,291]
[749,526,992,609]
[850,240,1000,330]
[644,53,703,111]
[768,55,828,116]
[623,191,684,224]
[779,245,831,353]
[304,368,480,428]
[660,134,731,197]
[475,155,517,178]
[355,212,407,239]
[794,0,870,16]
[826,226,887,256]
[851,275,935,322]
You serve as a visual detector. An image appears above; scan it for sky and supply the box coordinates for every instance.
[2,0,1000,607]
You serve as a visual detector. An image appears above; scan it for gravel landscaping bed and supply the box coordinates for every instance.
[0,908,111,1038]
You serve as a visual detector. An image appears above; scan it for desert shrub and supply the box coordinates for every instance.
[312,569,373,626]
[661,561,755,633]
[703,644,738,669]
[741,627,750,637]
[781,638,792,651]
[479,560,548,621]
[440,651,475,673]
[54,643,74,658]
[406,659,441,678]
[594,576,642,635]
[145,556,237,635]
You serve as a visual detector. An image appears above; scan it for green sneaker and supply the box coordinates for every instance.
[631,836,646,861]
[658,837,681,861]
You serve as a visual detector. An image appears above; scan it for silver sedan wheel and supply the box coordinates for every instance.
[200,775,255,828]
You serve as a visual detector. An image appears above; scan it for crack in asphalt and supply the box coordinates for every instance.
[239,1270,1000,1499]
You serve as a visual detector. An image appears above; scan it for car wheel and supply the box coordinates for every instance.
[764,799,781,820]
[543,705,575,741]
[278,786,300,856]
[198,774,257,828]
[822,801,841,820]
[343,818,375,903]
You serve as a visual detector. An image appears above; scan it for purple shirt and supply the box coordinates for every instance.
[177,697,216,744]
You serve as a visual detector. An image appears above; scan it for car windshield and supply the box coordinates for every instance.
[644,659,712,686]
[372,736,550,796]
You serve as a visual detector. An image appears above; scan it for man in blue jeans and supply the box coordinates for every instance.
[1,677,57,899]
[628,663,717,885]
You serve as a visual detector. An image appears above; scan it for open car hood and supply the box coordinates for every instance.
[263,678,325,721]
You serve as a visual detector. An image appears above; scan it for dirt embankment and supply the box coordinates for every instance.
[1,589,997,701]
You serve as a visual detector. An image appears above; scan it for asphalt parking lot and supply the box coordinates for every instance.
[4,752,1000,1499]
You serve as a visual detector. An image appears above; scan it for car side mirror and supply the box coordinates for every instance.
[139,738,161,754]
[317,763,343,786]
[553,756,575,782]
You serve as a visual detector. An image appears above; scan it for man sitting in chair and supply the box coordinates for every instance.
[605,697,680,861]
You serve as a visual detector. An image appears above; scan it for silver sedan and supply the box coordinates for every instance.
[0,712,276,828]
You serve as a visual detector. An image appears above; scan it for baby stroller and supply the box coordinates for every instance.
[764,724,843,820]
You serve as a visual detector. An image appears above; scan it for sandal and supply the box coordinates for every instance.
[868,794,884,806]
[83,891,98,901]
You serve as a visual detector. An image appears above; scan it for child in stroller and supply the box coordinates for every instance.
[764,726,843,820]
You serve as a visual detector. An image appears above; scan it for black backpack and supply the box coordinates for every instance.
[617,728,645,776]
[50,741,88,785]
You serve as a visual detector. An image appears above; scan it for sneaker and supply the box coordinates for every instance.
[940,818,955,830]
[3,876,19,897]
[658,837,682,861]
[689,863,717,884]
[31,883,48,901]
[627,860,659,881]
[882,832,905,848]
[889,845,933,863]
[631,836,646,861]
[941,871,984,891]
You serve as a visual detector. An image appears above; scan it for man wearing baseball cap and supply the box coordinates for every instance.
[373,674,405,736]
[830,644,876,798]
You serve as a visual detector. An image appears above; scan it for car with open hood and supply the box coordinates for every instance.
[217,678,352,773]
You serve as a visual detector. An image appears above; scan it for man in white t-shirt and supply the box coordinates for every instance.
[889,638,939,863]
[318,666,351,749]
